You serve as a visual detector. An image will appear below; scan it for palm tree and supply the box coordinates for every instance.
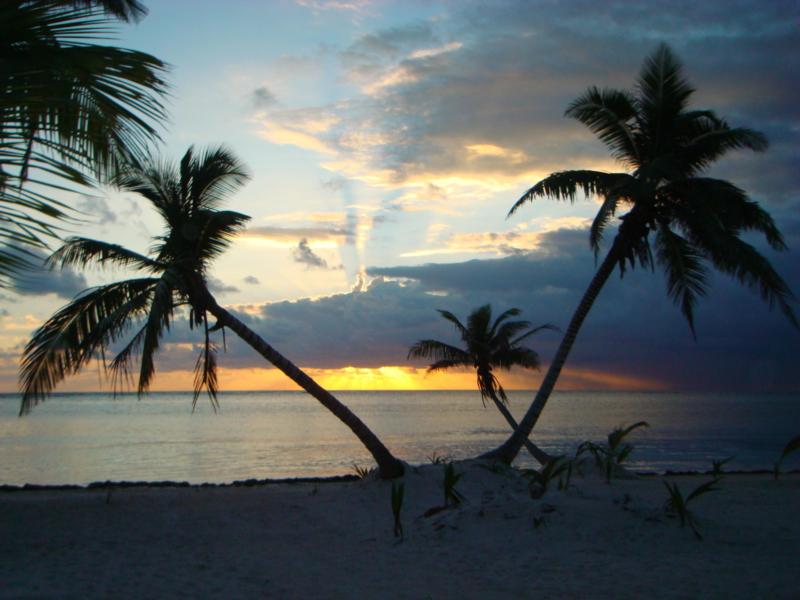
[482,43,797,464]
[18,145,404,479]
[408,305,556,465]
[0,0,167,286]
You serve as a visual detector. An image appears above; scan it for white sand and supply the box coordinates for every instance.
[1,463,797,599]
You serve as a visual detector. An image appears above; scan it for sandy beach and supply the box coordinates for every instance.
[1,463,797,599]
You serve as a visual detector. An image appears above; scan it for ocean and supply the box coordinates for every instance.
[0,390,798,485]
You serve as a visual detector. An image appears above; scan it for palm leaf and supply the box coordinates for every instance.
[509,170,632,216]
[565,86,640,164]
[654,225,708,335]
[19,277,159,413]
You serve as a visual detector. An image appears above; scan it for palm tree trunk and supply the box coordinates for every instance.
[481,239,623,464]
[202,291,404,479]
[488,392,552,465]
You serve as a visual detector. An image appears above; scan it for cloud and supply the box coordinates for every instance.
[77,195,117,225]
[243,275,261,285]
[252,85,278,109]
[7,248,88,300]
[293,238,330,269]
[206,276,240,295]
[251,1,799,215]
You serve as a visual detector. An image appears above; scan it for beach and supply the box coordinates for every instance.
[2,464,797,599]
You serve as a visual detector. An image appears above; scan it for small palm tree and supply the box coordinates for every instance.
[483,44,796,464]
[18,145,404,479]
[408,305,556,465]
[0,0,167,286]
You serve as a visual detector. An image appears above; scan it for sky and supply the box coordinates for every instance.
[1,0,798,394]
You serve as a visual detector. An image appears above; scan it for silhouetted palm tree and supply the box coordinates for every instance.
[0,0,167,286]
[409,305,556,465]
[19,145,404,478]
[483,43,796,464]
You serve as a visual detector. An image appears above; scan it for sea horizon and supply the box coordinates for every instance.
[2,390,797,486]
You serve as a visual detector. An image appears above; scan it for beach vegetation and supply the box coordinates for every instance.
[482,43,796,466]
[391,482,405,539]
[409,305,556,465]
[0,0,167,287]
[577,421,649,482]
[17,145,404,479]
[711,455,735,478]
[773,434,800,480]
[663,478,721,540]
[427,451,449,465]
[352,463,373,479]
[523,455,569,498]
[443,463,465,507]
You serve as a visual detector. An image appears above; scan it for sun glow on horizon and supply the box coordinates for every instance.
[0,364,667,395]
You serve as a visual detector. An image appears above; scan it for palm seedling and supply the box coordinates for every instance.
[391,482,405,539]
[523,455,570,498]
[773,434,800,480]
[443,463,465,507]
[711,456,735,478]
[663,478,721,540]
[577,421,649,483]
[483,43,796,466]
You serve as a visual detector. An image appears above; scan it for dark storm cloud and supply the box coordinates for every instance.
[153,224,799,391]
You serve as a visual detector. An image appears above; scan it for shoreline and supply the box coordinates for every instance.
[2,467,798,493]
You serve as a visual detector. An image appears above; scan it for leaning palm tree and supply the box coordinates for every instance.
[409,305,556,465]
[483,43,796,464]
[0,0,167,286]
[19,145,404,479]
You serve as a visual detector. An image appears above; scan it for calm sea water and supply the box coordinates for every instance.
[0,390,798,485]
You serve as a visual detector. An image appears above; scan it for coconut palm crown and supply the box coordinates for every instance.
[19,145,405,478]
[484,43,796,464]
[19,146,249,412]
[409,305,556,464]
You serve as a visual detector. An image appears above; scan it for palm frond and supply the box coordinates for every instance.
[192,313,219,411]
[636,43,694,159]
[509,171,632,216]
[407,339,470,365]
[488,307,521,338]
[565,86,640,164]
[654,224,708,335]
[436,309,469,338]
[510,323,559,345]
[666,178,786,251]
[136,273,176,395]
[47,237,164,271]
[493,346,541,371]
[19,277,159,413]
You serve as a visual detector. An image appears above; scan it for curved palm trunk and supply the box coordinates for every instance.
[203,292,404,479]
[481,240,623,464]
[488,391,552,465]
